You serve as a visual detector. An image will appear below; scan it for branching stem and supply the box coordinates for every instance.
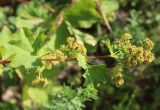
[41,56,111,61]
[0,55,111,64]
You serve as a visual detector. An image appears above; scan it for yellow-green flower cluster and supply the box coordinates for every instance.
[115,33,132,46]
[143,50,155,64]
[44,37,86,63]
[103,33,154,87]
[32,66,49,87]
[42,37,86,64]
[32,77,48,87]
[124,46,144,66]
[142,38,154,50]
[115,33,154,66]
[112,65,124,87]
[44,61,53,70]
[34,37,87,87]
[115,74,124,87]
[52,49,67,62]
[66,37,87,56]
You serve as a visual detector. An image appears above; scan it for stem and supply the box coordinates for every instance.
[42,3,57,14]
[95,0,112,33]
[41,55,111,61]
[0,60,11,64]
[0,56,111,64]
[39,51,52,58]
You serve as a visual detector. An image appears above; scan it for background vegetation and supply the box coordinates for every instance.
[0,0,160,110]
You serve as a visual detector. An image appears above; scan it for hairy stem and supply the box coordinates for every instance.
[41,55,111,61]
[0,55,111,64]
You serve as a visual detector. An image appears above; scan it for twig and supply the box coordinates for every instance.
[0,56,111,64]
[41,55,111,61]
[95,0,112,33]
[0,60,11,64]
[54,11,64,32]
[39,51,53,58]
[42,3,57,14]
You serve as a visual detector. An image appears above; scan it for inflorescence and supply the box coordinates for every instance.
[32,34,154,87]
[103,33,155,87]
[32,37,86,87]
[114,33,154,66]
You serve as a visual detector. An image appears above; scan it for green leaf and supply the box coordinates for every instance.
[83,64,110,86]
[64,0,100,28]
[37,34,56,57]
[0,27,48,68]
[22,28,48,54]
[0,8,7,29]
[66,21,97,46]
[53,21,97,49]
[31,28,48,55]
[46,85,97,110]
[17,0,51,19]
[1,43,36,68]
[14,28,33,52]
[102,38,114,56]
[101,0,119,15]
[54,21,70,48]
[0,46,5,56]
[0,27,33,52]
[0,26,13,44]
[28,87,48,105]
[83,84,98,100]
[9,17,44,29]
[77,53,87,69]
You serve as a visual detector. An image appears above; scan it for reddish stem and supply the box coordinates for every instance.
[0,60,11,64]
[42,56,111,61]
[0,56,111,64]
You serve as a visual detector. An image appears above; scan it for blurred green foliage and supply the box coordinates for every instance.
[0,0,160,110]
